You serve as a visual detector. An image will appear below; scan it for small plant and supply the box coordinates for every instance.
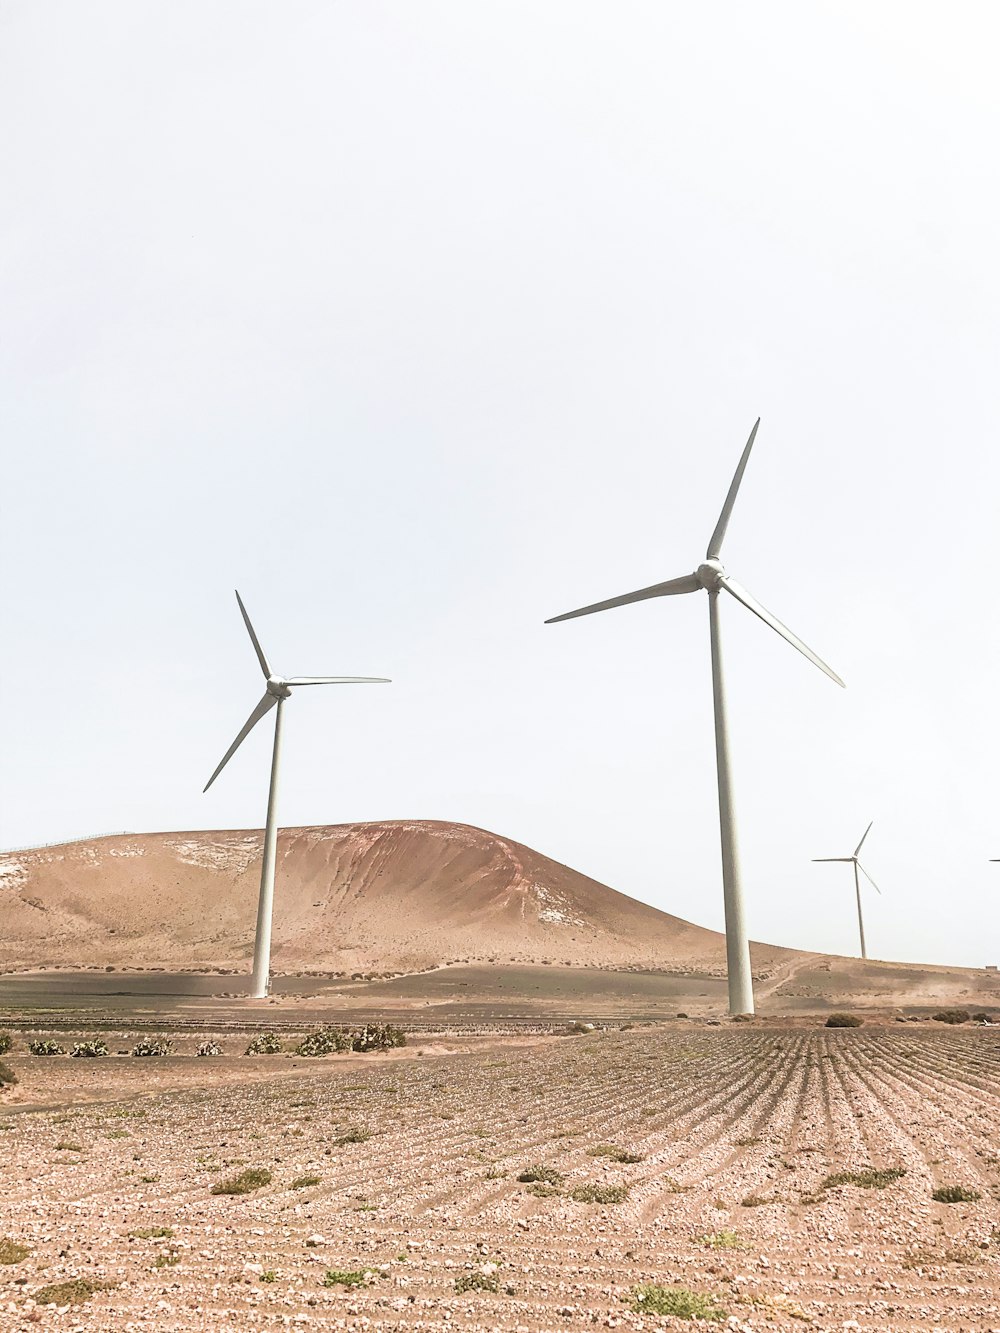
[526,1181,560,1197]
[825,1013,863,1028]
[28,1039,65,1055]
[932,1009,971,1025]
[129,1226,173,1240]
[0,1061,17,1089]
[517,1164,563,1186]
[740,1193,774,1208]
[131,1037,173,1057]
[197,1041,223,1057]
[731,1013,753,1023]
[154,1251,180,1268]
[295,1027,349,1057]
[932,1184,981,1203]
[587,1144,644,1163]
[34,1278,110,1306]
[323,1268,372,1287]
[211,1167,272,1195]
[350,1023,406,1052]
[632,1285,726,1321]
[455,1271,500,1293]
[244,1032,282,1055]
[55,1140,84,1152]
[140,1174,160,1184]
[570,1182,630,1204]
[819,1167,905,1191]
[71,1039,109,1058]
[261,1269,278,1282]
[291,1174,321,1189]
[0,1032,12,1054]
[0,1238,31,1264]
[699,1230,747,1250]
[335,1127,369,1146]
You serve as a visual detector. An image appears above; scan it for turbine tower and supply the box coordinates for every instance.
[204,591,389,999]
[812,821,881,959]
[545,419,844,1016]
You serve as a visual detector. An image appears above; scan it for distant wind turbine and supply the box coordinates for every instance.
[204,591,389,998]
[813,821,881,959]
[545,419,844,1016]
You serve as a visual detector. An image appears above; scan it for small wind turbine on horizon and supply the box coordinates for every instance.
[545,419,844,1016]
[813,821,881,959]
[204,591,389,999]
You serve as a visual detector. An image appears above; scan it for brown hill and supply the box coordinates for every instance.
[0,820,791,976]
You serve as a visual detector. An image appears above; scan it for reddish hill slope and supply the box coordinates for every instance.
[0,820,790,975]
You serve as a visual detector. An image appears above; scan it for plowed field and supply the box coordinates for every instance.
[2,1027,998,1330]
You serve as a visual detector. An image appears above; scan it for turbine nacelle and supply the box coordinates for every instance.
[266,676,292,699]
[696,559,726,591]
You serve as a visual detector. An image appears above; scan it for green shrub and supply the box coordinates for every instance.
[323,1269,371,1287]
[826,1013,863,1028]
[570,1182,630,1204]
[932,1185,981,1203]
[350,1023,406,1052]
[28,1039,65,1056]
[34,1279,109,1306]
[128,1226,173,1240]
[0,1061,16,1089]
[587,1144,644,1163]
[517,1164,563,1186]
[244,1032,282,1055]
[455,1271,499,1293]
[0,1238,31,1264]
[699,1230,747,1251]
[632,1285,726,1321]
[932,1009,971,1025]
[0,1032,12,1055]
[197,1041,222,1057]
[71,1039,108,1058]
[210,1167,272,1195]
[335,1127,369,1146]
[291,1175,321,1189]
[819,1167,905,1191]
[295,1027,349,1057]
[131,1037,172,1057]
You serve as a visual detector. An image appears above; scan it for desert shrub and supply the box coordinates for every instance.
[587,1144,644,1164]
[131,1037,172,1057]
[28,1039,64,1056]
[699,1230,747,1251]
[932,1184,981,1203]
[154,1251,180,1268]
[323,1269,372,1287]
[34,1278,109,1306]
[932,1009,971,1025]
[517,1164,563,1186]
[197,1041,222,1057]
[295,1027,349,1057]
[335,1127,369,1146]
[291,1175,321,1189]
[0,1238,31,1264]
[739,1193,774,1208]
[244,1033,281,1055]
[455,1271,500,1293]
[71,1039,108,1058]
[570,1182,630,1204]
[972,1012,991,1023]
[210,1167,272,1195]
[819,1167,905,1191]
[0,1032,12,1055]
[350,1023,406,1052]
[731,1013,753,1023]
[260,1270,278,1282]
[826,1013,863,1028]
[526,1181,560,1197]
[0,1061,17,1089]
[632,1285,726,1321]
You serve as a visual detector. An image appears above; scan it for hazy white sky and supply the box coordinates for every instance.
[3,2,999,969]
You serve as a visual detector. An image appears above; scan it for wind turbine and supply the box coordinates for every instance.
[204,591,389,999]
[544,419,844,1015]
[813,821,881,959]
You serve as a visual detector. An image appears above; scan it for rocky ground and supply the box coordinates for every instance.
[1,1025,998,1331]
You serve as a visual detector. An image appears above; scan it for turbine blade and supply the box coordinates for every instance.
[719,576,845,687]
[235,590,272,679]
[706,418,760,559]
[812,857,853,862]
[286,676,392,685]
[545,573,700,624]
[857,861,882,895]
[203,691,276,792]
[854,821,874,857]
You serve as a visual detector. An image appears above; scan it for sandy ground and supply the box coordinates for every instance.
[2,1024,998,1331]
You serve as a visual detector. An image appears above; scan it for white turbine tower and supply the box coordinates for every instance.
[545,419,844,1016]
[812,821,881,959]
[204,590,389,999]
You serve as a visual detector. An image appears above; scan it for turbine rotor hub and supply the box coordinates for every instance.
[696,559,725,590]
[266,676,292,699]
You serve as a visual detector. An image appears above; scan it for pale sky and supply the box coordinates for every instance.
[3,2,999,969]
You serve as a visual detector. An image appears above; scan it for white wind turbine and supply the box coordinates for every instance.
[545,419,844,1015]
[812,821,881,959]
[204,591,389,998]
